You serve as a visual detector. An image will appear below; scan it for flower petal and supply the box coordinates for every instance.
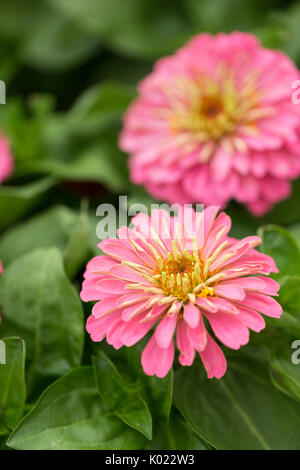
[199,334,227,379]
[142,334,174,378]
[155,313,178,348]
[183,303,200,328]
[205,312,250,349]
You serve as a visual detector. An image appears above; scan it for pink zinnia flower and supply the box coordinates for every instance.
[0,132,13,183]
[81,206,282,378]
[120,32,300,216]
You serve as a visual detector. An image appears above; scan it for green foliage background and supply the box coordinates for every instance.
[0,0,300,450]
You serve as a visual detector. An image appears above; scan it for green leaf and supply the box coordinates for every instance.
[63,206,91,278]
[258,225,300,279]
[0,0,100,72]
[48,0,188,59]
[174,354,300,450]
[271,310,300,338]
[92,352,152,439]
[0,178,56,230]
[148,411,209,450]
[93,339,173,424]
[122,341,173,423]
[0,98,51,168]
[259,2,300,64]
[68,81,135,136]
[289,222,300,250]
[0,337,26,436]
[21,3,100,72]
[33,138,130,192]
[0,205,90,277]
[7,367,146,450]
[263,180,300,226]
[278,276,300,316]
[183,0,274,33]
[265,275,300,337]
[0,248,84,393]
[270,357,300,403]
[0,0,39,39]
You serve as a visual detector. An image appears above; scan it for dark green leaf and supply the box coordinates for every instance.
[148,411,209,450]
[270,357,300,403]
[123,341,173,423]
[271,310,300,338]
[68,82,135,136]
[0,248,84,392]
[258,225,300,279]
[183,0,275,33]
[7,367,146,450]
[0,178,56,230]
[63,206,91,278]
[263,180,300,226]
[49,0,188,59]
[0,337,26,436]
[33,139,130,192]
[93,352,152,439]
[278,276,300,316]
[174,354,300,450]
[0,205,90,277]
[21,3,100,72]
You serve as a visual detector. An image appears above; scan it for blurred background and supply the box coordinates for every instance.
[1,0,300,246]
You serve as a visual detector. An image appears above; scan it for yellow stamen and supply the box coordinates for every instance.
[168,66,266,156]
[152,248,216,303]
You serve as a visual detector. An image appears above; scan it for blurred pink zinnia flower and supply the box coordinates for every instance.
[81,207,282,379]
[120,32,300,215]
[0,133,13,183]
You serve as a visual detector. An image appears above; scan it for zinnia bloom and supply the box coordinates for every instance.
[120,32,300,215]
[81,206,282,378]
[0,132,13,183]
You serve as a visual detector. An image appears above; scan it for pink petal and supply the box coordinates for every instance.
[214,283,245,301]
[228,276,279,295]
[99,239,145,265]
[241,292,283,318]
[97,278,127,294]
[116,293,150,308]
[196,297,218,313]
[183,303,200,328]
[199,334,227,379]
[86,311,121,342]
[187,314,207,352]
[85,256,117,276]
[109,264,145,283]
[208,297,239,315]
[142,334,174,378]
[155,313,178,348]
[211,148,232,181]
[120,315,156,346]
[177,319,195,366]
[236,306,265,332]
[230,276,266,291]
[80,278,103,302]
[121,302,147,321]
[205,312,250,349]
[106,318,126,350]
[203,206,220,242]
[255,276,280,295]
[92,298,119,318]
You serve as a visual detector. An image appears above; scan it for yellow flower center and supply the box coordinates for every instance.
[166,66,271,144]
[152,250,214,302]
